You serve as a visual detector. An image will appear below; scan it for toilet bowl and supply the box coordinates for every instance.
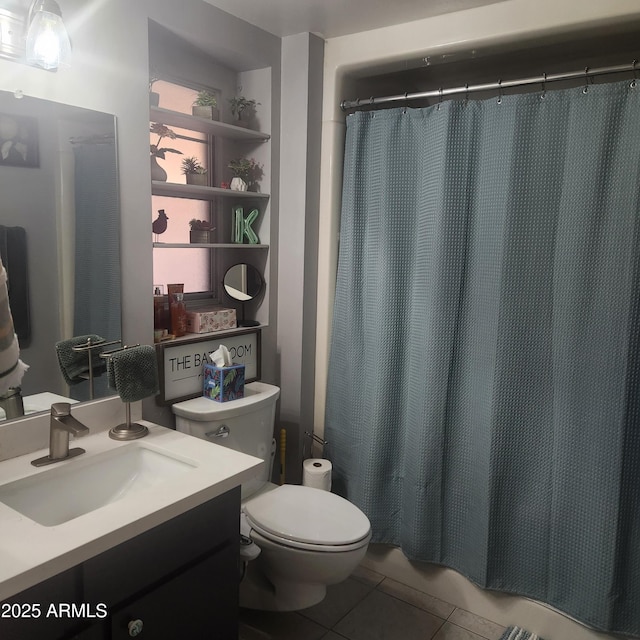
[172,382,371,611]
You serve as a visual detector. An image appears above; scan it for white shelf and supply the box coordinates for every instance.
[150,106,270,141]
[156,324,268,346]
[153,243,268,249]
[152,181,270,201]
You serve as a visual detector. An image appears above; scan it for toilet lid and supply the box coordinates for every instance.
[243,485,371,547]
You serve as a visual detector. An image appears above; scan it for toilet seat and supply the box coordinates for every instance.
[243,485,371,553]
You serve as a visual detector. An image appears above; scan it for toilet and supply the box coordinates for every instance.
[171,381,371,611]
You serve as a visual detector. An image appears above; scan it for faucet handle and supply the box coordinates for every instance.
[51,402,72,417]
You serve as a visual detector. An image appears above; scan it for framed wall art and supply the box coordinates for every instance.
[0,113,39,168]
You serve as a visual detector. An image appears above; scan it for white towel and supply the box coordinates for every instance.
[0,257,28,394]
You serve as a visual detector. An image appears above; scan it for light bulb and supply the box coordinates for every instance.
[26,6,71,70]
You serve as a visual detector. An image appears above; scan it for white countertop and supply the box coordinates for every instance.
[0,422,262,601]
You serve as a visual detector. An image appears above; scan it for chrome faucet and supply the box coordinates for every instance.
[0,387,24,420]
[31,403,90,467]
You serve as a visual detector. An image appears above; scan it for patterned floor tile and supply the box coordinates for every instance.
[320,633,350,640]
[350,564,386,587]
[239,608,327,640]
[448,609,506,639]
[378,577,456,619]
[433,622,492,640]
[300,577,374,628]
[334,589,446,640]
[239,621,272,640]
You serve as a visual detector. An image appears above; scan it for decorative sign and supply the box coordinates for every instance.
[157,330,259,404]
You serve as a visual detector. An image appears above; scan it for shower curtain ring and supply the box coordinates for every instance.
[437,87,443,110]
[631,59,638,88]
[583,67,590,94]
[540,72,547,99]
[497,79,503,104]
[464,83,469,104]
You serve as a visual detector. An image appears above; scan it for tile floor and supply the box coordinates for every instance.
[239,565,507,640]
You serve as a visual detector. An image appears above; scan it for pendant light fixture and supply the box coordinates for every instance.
[25,0,71,70]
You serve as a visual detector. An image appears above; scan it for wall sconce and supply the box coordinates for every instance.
[0,0,71,70]
[26,0,71,69]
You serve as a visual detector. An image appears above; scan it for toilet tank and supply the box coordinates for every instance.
[172,382,280,498]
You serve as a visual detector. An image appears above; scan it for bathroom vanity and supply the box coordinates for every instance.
[1,490,238,639]
[0,414,262,639]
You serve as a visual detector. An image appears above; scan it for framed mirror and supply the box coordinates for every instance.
[223,263,263,327]
[0,91,121,423]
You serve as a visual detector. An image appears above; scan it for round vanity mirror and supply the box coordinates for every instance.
[223,264,263,327]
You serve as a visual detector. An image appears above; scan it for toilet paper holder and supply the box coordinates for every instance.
[304,431,327,459]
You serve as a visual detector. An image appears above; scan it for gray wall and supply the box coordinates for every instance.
[277,33,324,481]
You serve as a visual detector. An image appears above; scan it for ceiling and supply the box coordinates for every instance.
[202,0,508,40]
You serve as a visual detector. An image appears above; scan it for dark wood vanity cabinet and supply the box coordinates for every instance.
[0,487,240,640]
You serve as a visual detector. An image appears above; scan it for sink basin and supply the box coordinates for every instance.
[0,444,198,526]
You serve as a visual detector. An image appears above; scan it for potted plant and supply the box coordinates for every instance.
[192,90,219,120]
[149,70,160,107]
[228,157,263,192]
[181,156,208,186]
[228,96,259,128]
[150,123,182,182]
[189,219,215,244]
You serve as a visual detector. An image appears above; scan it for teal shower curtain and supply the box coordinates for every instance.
[72,141,121,401]
[325,80,640,636]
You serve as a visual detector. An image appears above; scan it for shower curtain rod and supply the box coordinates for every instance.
[340,60,638,111]
[69,134,115,145]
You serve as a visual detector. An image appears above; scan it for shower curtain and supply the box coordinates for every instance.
[72,141,121,400]
[325,80,640,636]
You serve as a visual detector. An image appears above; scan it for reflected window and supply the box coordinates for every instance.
[151,80,215,293]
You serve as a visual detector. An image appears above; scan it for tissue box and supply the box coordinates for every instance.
[203,363,245,402]
[186,307,237,334]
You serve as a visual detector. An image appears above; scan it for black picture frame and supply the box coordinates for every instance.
[0,113,39,168]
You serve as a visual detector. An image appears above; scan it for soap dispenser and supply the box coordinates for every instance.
[171,292,187,337]
[153,287,166,333]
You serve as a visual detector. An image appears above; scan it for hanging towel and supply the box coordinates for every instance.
[0,226,30,347]
[0,256,28,393]
[499,627,544,640]
[107,345,159,403]
[55,335,107,385]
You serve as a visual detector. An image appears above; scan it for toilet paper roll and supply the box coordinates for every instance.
[303,458,332,491]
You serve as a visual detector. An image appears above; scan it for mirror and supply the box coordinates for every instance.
[0,91,121,423]
[223,263,263,327]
